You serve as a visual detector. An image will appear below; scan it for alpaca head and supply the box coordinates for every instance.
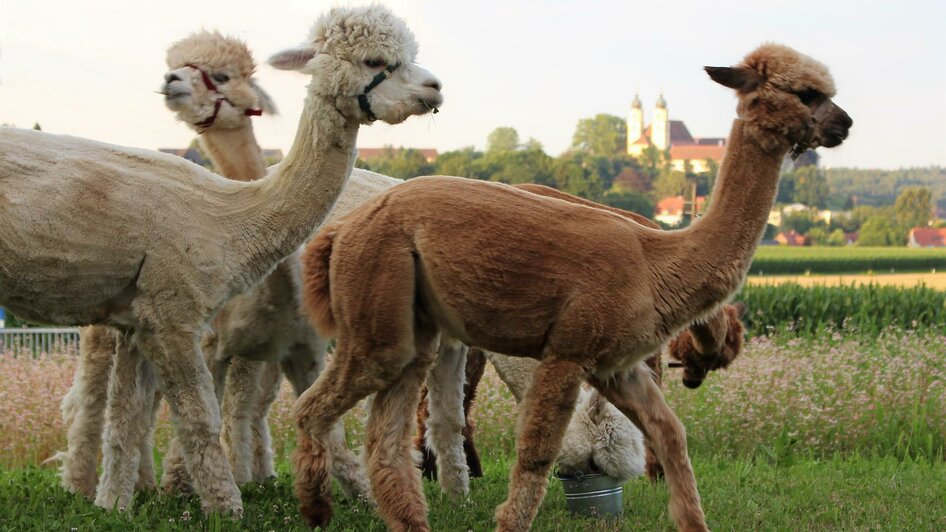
[669,302,747,389]
[268,5,442,125]
[162,30,277,132]
[705,44,852,156]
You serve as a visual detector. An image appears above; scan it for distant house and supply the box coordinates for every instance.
[775,230,808,246]
[844,232,860,245]
[357,147,439,163]
[908,227,946,248]
[655,195,706,227]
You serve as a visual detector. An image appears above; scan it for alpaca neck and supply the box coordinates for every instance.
[199,121,267,181]
[651,119,785,332]
[231,94,358,282]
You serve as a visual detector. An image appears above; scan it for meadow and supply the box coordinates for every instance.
[1,277,945,529]
[1,324,944,529]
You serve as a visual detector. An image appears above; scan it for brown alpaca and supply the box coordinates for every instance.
[413,184,747,482]
[296,44,850,531]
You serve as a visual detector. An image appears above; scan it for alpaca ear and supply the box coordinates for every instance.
[704,66,761,92]
[249,78,278,115]
[267,46,317,71]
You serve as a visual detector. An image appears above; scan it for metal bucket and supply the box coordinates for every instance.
[556,471,623,518]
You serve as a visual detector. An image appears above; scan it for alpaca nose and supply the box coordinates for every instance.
[165,72,182,84]
[424,78,442,92]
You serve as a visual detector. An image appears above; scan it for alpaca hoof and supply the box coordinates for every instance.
[300,498,333,528]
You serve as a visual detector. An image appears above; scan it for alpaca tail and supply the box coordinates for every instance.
[301,225,339,337]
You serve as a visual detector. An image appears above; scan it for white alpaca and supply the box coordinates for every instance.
[488,352,645,481]
[0,4,441,516]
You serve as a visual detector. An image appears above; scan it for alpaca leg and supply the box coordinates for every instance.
[462,348,487,478]
[220,356,268,485]
[57,326,116,498]
[294,346,392,527]
[284,339,370,501]
[140,327,242,516]
[643,352,666,481]
[365,357,434,532]
[424,336,470,498]
[414,387,438,479]
[495,358,585,532]
[251,361,281,483]
[589,364,707,532]
[95,331,157,511]
[161,345,230,494]
[134,387,162,492]
[160,432,193,495]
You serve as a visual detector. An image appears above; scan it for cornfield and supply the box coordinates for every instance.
[750,246,946,275]
[736,282,946,336]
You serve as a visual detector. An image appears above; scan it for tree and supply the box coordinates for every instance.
[652,169,688,199]
[523,137,543,151]
[550,152,604,200]
[894,187,932,230]
[358,146,433,179]
[807,227,828,245]
[32,122,42,131]
[637,145,666,180]
[826,228,847,246]
[780,211,815,235]
[792,165,830,208]
[571,114,627,157]
[601,190,654,218]
[486,127,520,153]
[857,216,903,246]
[478,147,553,186]
[434,147,483,179]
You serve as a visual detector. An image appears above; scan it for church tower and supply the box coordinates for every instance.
[652,93,670,151]
[626,93,643,154]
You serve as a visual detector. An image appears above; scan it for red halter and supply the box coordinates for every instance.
[184,63,263,133]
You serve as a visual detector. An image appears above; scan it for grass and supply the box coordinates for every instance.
[1,331,944,529]
[2,454,944,531]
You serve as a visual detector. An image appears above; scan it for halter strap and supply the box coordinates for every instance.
[183,63,263,133]
[357,63,400,122]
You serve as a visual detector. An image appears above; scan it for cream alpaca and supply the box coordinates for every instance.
[0,4,441,517]
[296,44,850,531]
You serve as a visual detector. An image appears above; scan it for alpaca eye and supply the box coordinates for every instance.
[364,58,387,68]
[212,73,230,83]
[795,89,821,106]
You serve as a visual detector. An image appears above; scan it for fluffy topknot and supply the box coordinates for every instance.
[166,30,256,80]
[740,43,836,97]
[309,5,419,66]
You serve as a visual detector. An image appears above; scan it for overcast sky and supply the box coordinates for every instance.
[1,0,943,169]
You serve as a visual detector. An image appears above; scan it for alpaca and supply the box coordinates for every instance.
[0,4,441,517]
[415,184,747,485]
[295,43,850,531]
[55,30,287,499]
[156,29,370,497]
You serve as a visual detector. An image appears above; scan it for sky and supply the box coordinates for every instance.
[1,0,944,170]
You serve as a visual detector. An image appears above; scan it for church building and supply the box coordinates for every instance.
[626,94,726,174]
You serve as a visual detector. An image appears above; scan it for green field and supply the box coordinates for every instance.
[2,455,944,531]
[750,246,946,275]
[1,330,943,530]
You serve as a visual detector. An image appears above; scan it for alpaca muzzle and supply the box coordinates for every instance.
[183,63,263,133]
